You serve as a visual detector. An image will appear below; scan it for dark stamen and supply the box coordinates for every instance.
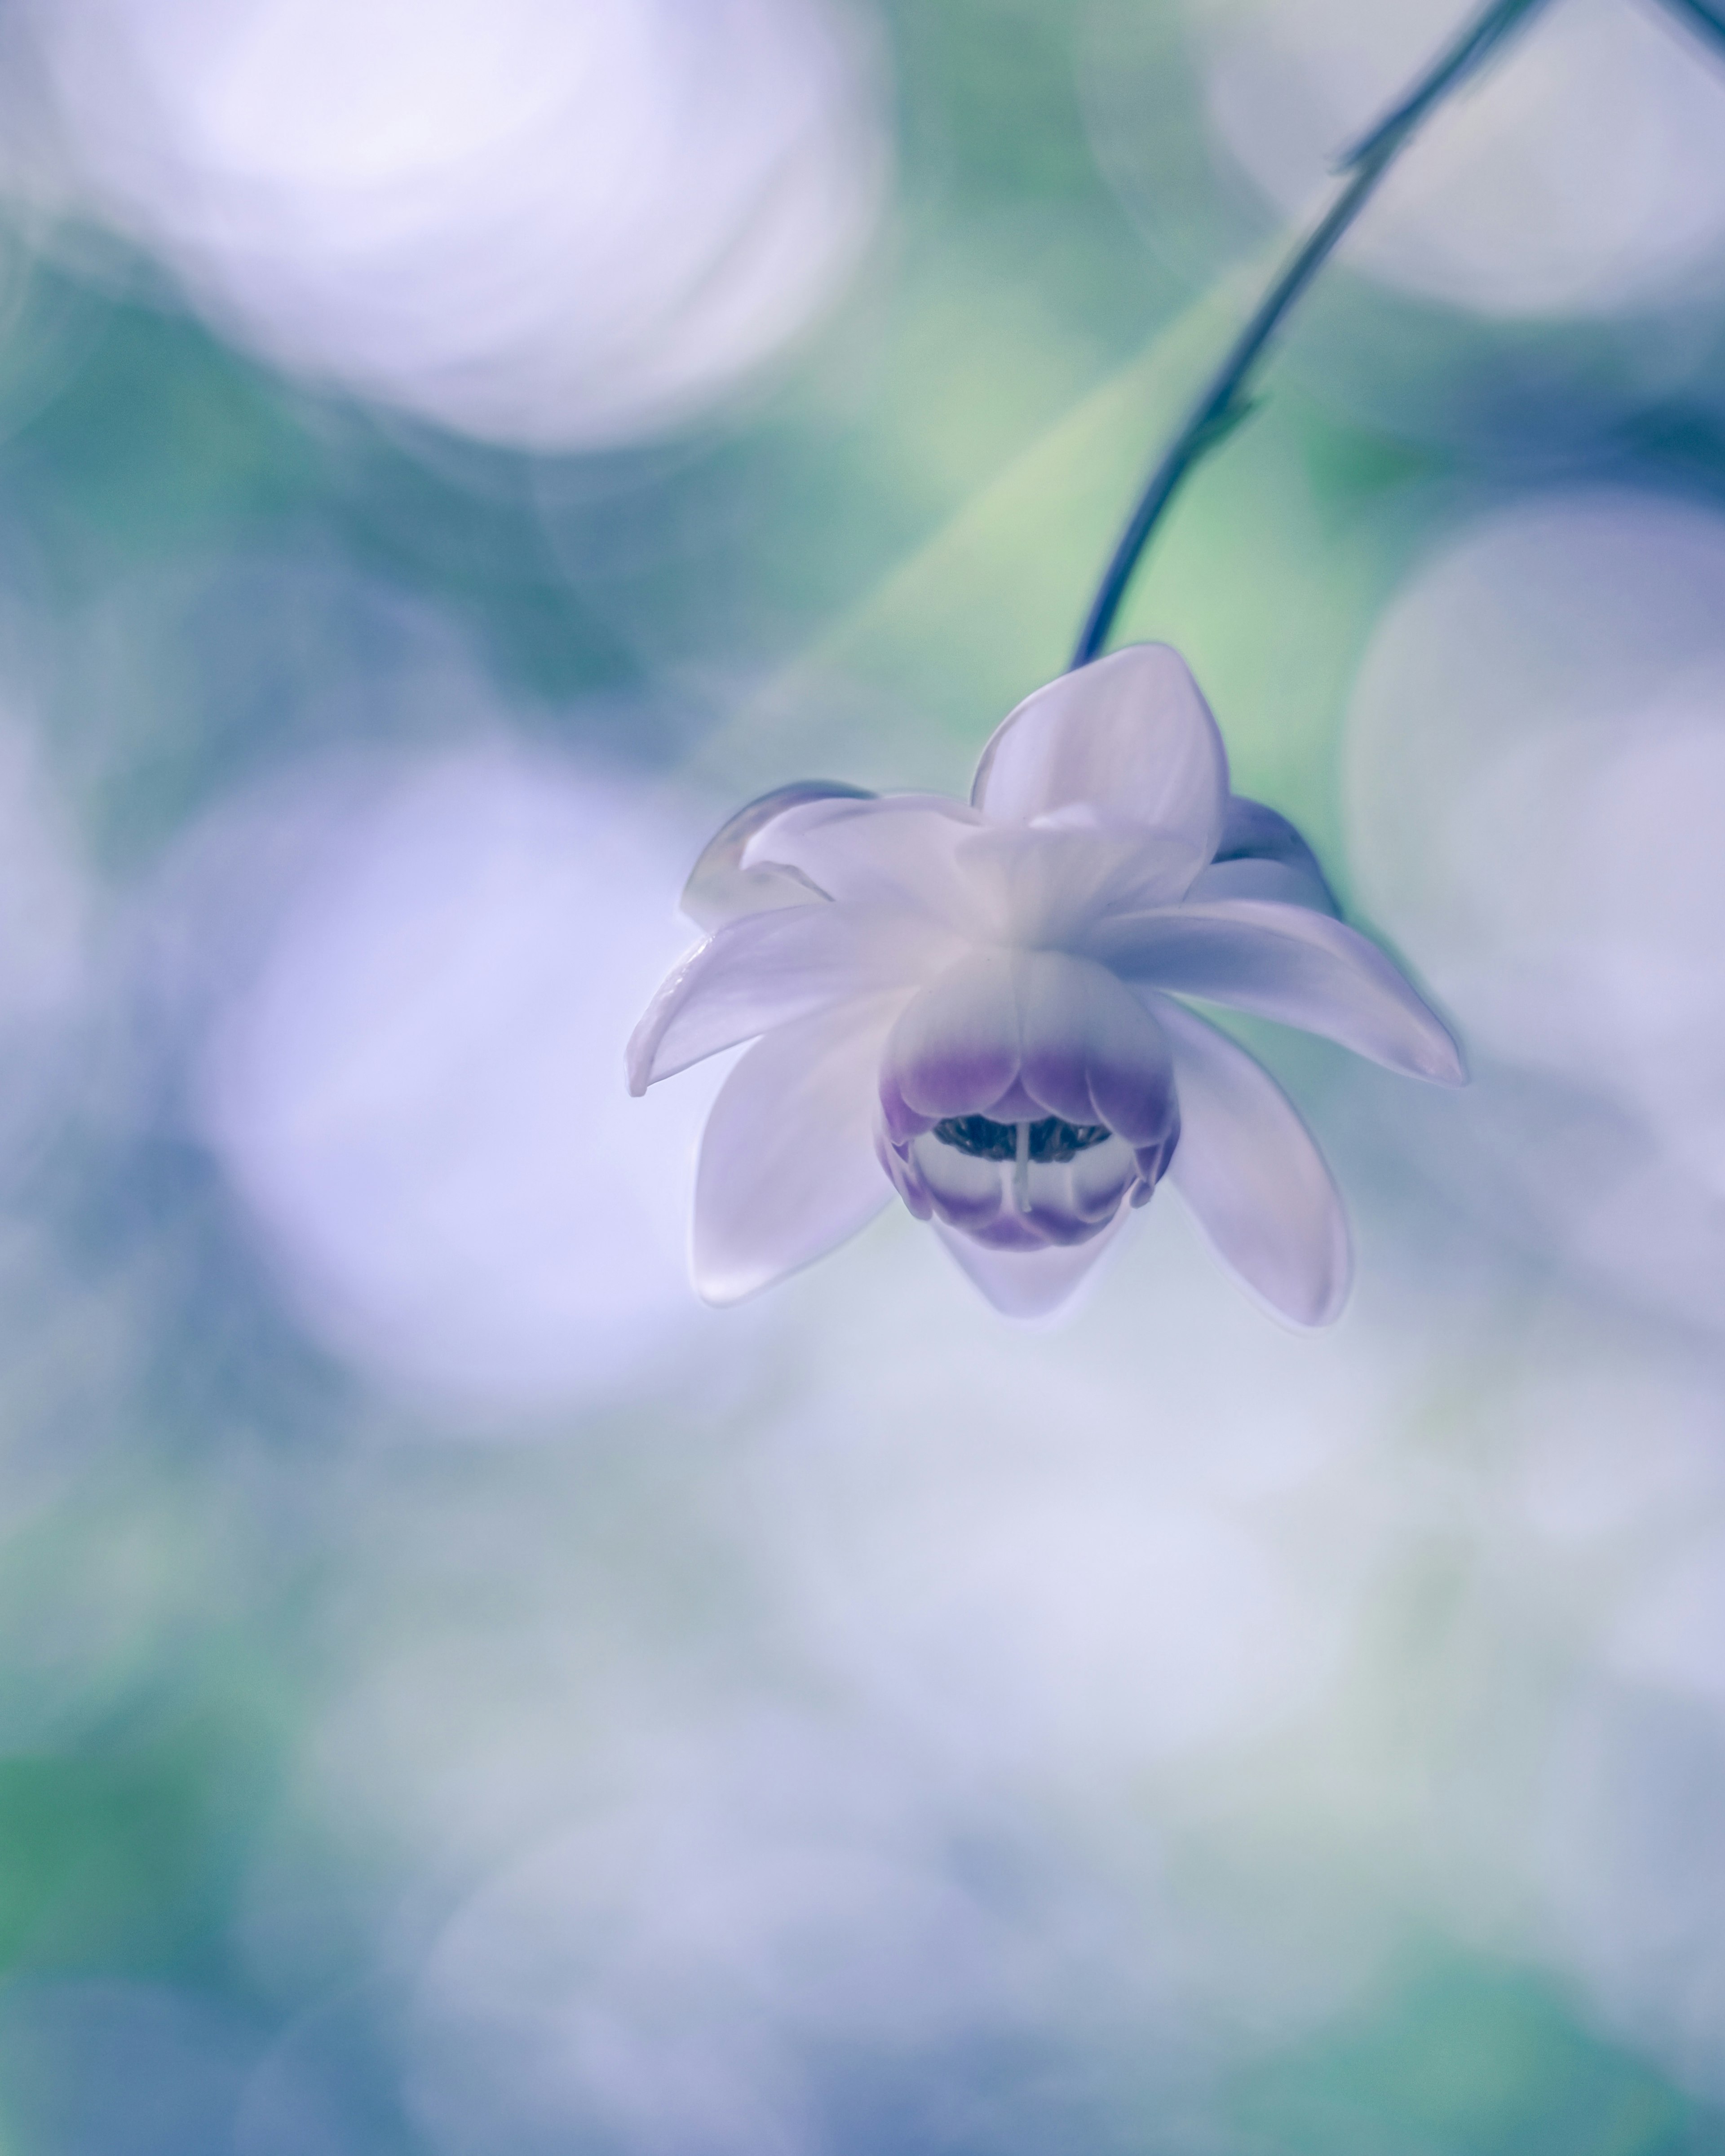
[933,1114,1112,1164]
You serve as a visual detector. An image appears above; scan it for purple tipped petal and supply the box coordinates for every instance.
[969,645,1229,872]
[880,949,1178,1150]
[1017,953,1176,1144]
[1087,898,1466,1085]
[1011,954,1098,1123]
[896,1135,1005,1233]
[682,780,874,929]
[1150,995,1351,1328]
[894,1126,1140,1249]
[1070,1140,1138,1222]
[877,1127,934,1220]
[879,950,1021,1129]
[933,1214,1132,1319]
[692,995,900,1305]
[1011,1145,1138,1246]
[742,793,987,929]
[1132,1132,1177,1191]
[628,904,949,1096]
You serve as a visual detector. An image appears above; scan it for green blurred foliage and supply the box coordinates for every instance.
[1229,1947,1725,2156]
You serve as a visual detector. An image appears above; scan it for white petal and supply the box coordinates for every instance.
[627,904,946,1095]
[969,645,1229,869]
[1088,899,1466,1084]
[933,1213,1132,1320]
[1152,996,1350,1328]
[957,826,1203,940]
[682,781,874,928]
[742,793,986,929]
[692,995,899,1305]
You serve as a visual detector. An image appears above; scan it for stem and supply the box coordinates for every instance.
[1071,0,1552,669]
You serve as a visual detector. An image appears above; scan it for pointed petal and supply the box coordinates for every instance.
[1088,898,1466,1084]
[627,904,945,1095]
[933,1213,1131,1320]
[682,781,874,929]
[969,645,1229,869]
[692,994,899,1304]
[1151,996,1350,1327]
[742,793,986,930]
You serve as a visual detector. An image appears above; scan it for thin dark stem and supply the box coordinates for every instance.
[1336,0,1549,170]
[1071,0,1553,669]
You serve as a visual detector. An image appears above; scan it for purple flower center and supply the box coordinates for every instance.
[932,1114,1113,1164]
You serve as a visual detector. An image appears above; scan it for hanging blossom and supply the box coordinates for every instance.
[628,645,1463,1321]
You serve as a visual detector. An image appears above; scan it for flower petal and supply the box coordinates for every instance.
[956,825,1204,939]
[899,1131,1006,1233]
[627,904,947,1096]
[1070,1137,1139,1221]
[969,644,1229,868]
[1088,898,1466,1084]
[692,994,900,1305]
[1017,953,1177,1144]
[878,948,1020,1136]
[933,1213,1131,1319]
[682,781,875,928]
[743,793,986,929]
[878,948,1180,1149]
[1185,857,1334,910]
[1150,996,1351,1327]
[1185,795,1339,915]
[897,1125,1139,1248]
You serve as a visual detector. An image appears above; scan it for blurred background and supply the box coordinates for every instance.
[0,0,1720,2147]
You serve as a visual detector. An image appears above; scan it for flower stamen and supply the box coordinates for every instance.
[931,1113,1114,1164]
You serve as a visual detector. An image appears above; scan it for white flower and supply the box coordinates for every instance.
[628,645,1464,1322]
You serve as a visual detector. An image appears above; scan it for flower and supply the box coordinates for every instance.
[628,645,1464,1322]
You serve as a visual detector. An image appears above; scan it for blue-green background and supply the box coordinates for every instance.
[0,1,1723,2150]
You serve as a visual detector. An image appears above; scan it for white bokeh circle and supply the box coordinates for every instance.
[408,1822,1014,2155]
[1191,0,1725,318]
[18,0,889,448]
[1346,490,1725,1188]
[749,1212,1392,1785]
[398,1727,1183,2156]
[1343,489,1725,1328]
[191,745,728,1416]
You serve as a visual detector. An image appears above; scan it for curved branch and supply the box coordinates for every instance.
[1071,0,1552,669]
